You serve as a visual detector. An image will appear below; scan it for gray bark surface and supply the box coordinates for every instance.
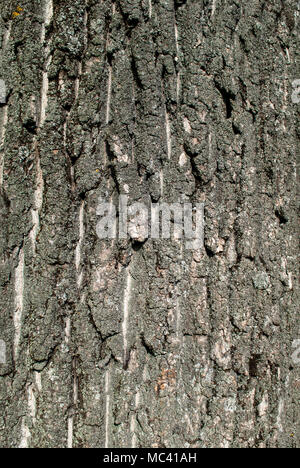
[0,0,299,448]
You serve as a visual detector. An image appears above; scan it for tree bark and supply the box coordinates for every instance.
[0,0,299,448]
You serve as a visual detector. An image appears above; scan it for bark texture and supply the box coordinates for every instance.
[0,0,299,448]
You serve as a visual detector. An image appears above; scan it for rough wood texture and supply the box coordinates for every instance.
[0,0,299,448]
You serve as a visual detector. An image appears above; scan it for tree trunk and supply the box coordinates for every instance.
[0,0,299,448]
